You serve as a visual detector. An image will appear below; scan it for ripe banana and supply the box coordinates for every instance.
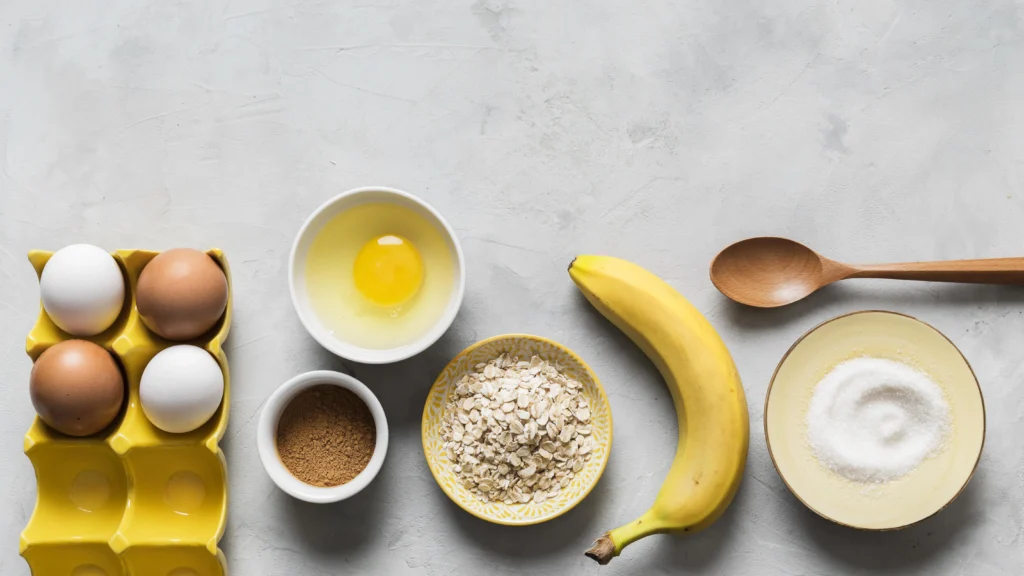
[569,255,749,565]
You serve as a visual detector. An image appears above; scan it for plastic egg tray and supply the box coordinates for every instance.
[19,249,232,576]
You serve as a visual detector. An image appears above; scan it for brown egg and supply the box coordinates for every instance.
[30,340,125,437]
[137,248,228,341]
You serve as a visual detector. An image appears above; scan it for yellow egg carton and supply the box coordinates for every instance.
[19,249,232,576]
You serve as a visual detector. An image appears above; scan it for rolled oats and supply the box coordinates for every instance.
[440,353,593,504]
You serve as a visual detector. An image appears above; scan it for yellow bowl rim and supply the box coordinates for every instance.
[763,309,986,531]
[421,333,613,526]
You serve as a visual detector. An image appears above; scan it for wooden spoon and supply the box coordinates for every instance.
[710,237,1024,308]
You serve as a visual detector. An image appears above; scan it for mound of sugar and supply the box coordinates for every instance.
[806,357,950,483]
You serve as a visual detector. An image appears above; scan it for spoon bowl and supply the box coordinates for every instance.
[710,238,842,307]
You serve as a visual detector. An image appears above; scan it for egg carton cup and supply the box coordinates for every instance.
[19,249,232,576]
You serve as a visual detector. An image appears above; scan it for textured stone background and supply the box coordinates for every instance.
[2,1,1024,574]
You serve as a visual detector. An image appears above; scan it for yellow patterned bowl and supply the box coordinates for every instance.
[422,334,612,526]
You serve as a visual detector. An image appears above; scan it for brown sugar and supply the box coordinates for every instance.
[276,385,376,487]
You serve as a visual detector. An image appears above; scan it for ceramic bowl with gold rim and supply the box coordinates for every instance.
[765,310,985,530]
[422,334,612,526]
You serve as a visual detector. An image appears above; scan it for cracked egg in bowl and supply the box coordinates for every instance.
[289,187,465,364]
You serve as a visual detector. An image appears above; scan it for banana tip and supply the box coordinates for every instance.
[584,534,616,565]
[568,256,577,272]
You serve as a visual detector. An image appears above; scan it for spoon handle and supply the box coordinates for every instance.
[848,258,1024,284]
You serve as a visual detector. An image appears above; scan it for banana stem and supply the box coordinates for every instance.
[584,534,616,565]
[585,511,666,565]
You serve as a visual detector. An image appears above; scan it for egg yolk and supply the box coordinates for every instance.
[353,235,424,307]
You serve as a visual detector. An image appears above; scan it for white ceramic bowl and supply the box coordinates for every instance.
[257,370,389,503]
[289,186,466,364]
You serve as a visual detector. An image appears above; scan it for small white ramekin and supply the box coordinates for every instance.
[257,370,389,503]
[288,186,466,364]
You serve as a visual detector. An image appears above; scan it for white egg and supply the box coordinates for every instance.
[141,345,224,434]
[40,244,125,336]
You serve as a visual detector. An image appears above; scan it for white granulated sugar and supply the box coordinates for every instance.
[806,357,951,483]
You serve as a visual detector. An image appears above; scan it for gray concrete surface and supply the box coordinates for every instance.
[3,1,1024,574]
